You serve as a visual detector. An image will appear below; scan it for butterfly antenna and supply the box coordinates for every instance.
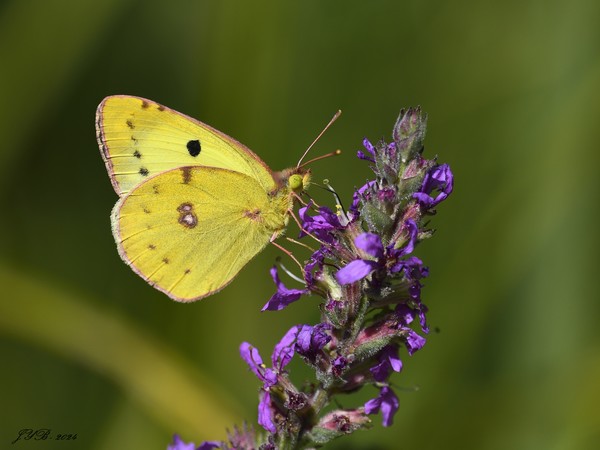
[297,110,342,167]
[299,149,342,169]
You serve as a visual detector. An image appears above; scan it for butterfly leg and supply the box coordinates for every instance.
[270,236,303,271]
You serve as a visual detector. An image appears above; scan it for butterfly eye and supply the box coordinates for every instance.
[289,174,304,193]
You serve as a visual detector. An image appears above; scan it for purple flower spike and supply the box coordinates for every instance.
[179,108,452,448]
[364,386,400,427]
[167,435,197,450]
[262,266,308,311]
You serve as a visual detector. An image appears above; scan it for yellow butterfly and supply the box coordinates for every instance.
[96,95,310,302]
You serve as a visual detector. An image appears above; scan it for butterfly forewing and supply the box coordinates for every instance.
[96,95,275,196]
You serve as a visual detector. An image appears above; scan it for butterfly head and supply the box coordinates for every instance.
[289,169,311,194]
[275,167,311,195]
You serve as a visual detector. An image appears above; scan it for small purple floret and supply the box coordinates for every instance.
[413,163,454,209]
[296,323,331,362]
[239,343,277,387]
[370,345,403,382]
[262,266,308,311]
[364,386,399,427]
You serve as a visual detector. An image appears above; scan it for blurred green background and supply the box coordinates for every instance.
[1,1,599,449]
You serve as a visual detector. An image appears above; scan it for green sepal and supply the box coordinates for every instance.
[302,415,372,446]
[352,332,396,363]
[360,202,393,237]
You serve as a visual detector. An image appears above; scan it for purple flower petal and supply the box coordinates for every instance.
[350,180,377,213]
[413,163,453,209]
[418,304,429,334]
[398,219,418,256]
[296,323,331,363]
[394,304,415,326]
[370,346,403,382]
[355,233,384,259]
[332,355,348,376]
[405,330,426,355]
[198,441,223,450]
[304,248,326,286]
[239,342,277,386]
[377,187,396,202]
[364,386,399,427]
[412,192,436,209]
[271,325,299,370]
[167,435,197,450]
[262,266,307,311]
[382,345,403,372]
[299,203,343,241]
[357,150,375,162]
[362,138,376,157]
[379,387,400,427]
[336,259,377,285]
[386,141,397,159]
[258,391,276,433]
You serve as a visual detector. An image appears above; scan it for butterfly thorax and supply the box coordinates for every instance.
[254,168,310,233]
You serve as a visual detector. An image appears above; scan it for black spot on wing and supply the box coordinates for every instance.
[187,139,201,157]
[126,119,135,129]
[139,167,149,176]
[133,150,141,158]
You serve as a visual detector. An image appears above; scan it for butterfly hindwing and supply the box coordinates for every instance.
[96,95,275,196]
[111,166,290,302]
